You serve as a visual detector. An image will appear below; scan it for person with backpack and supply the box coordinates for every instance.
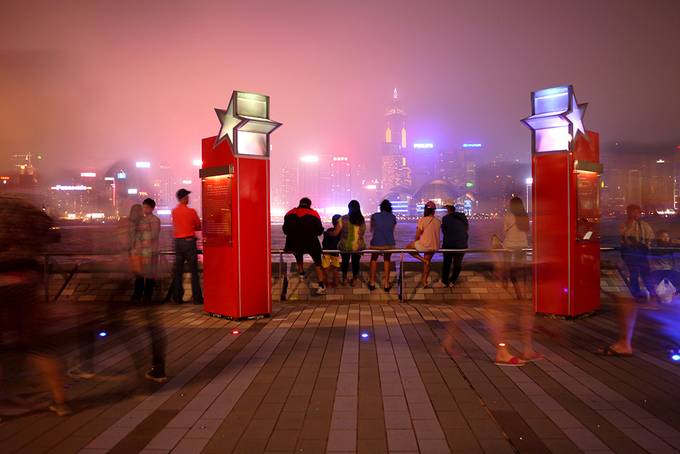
[438,204,469,288]
[283,197,326,295]
[327,200,367,286]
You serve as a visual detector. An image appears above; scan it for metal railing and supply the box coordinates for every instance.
[42,245,675,304]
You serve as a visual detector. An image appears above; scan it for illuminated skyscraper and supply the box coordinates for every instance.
[382,88,411,191]
[330,156,351,209]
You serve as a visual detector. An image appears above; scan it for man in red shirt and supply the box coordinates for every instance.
[172,188,203,304]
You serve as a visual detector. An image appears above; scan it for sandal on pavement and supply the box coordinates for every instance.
[595,346,633,357]
[494,356,526,367]
[523,352,545,362]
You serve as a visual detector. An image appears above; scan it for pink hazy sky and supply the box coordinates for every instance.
[1,0,679,180]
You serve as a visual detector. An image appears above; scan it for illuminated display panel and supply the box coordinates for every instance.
[533,86,569,114]
[236,131,267,157]
[202,175,233,245]
[236,92,268,118]
[576,172,600,240]
[535,127,570,152]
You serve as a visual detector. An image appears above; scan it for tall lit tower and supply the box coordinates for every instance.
[382,88,411,191]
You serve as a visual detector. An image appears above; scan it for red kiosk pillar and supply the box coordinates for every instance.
[200,91,281,319]
[522,85,602,317]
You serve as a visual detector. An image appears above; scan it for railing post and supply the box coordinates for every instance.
[280,252,288,301]
[398,251,405,302]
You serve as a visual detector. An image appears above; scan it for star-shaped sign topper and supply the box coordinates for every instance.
[565,94,588,140]
[213,91,282,156]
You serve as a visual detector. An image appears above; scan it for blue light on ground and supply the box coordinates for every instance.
[361,333,369,339]
[98,331,107,337]
[671,354,680,362]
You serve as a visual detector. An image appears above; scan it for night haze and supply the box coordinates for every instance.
[2,0,679,183]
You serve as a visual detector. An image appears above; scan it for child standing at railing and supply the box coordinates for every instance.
[322,215,342,288]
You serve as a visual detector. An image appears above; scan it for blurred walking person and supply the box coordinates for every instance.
[406,201,440,288]
[438,204,468,288]
[172,188,203,305]
[130,199,161,303]
[490,196,540,366]
[620,204,655,301]
[328,200,366,286]
[0,194,71,415]
[283,198,326,295]
[368,200,397,292]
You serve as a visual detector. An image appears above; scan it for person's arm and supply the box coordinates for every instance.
[414,220,423,241]
[328,218,343,237]
[370,214,375,233]
[193,209,202,232]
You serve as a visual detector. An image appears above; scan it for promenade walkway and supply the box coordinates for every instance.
[1,297,680,454]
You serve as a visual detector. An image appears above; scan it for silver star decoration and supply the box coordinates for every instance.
[214,97,242,148]
[566,95,588,139]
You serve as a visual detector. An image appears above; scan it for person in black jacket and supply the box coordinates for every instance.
[283,197,326,295]
[438,204,469,287]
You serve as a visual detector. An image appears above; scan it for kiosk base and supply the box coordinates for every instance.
[536,310,599,321]
[206,312,271,321]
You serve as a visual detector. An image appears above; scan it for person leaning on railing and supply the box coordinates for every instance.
[327,200,367,286]
[406,201,441,288]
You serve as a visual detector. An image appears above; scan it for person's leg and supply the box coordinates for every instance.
[341,253,350,283]
[132,275,144,301]
[421,253,433,286]
[624,256,642,298]
[406,241,425,263]
[610,293,636,354]
[187,240,203,304]
[640,260,656,302]
[173,240,186,303]
[144,278,156,303]
[143,305,168,382]
[369,253,379,287]
[383,253,392,289]
[351,253,360,280]
[294,253,305,277]
[450,253,465,285]
[441,253,452,286]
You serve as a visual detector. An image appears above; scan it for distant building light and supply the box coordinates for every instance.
[80,172,97,178]
[364,184,378,190]
[192,158,203,167]
[0,176,10,180]
[127,188,138,195]
[462,143,483,148]
[104,177,115,181]
[333,156,349,161]
[657,159,665,164]
[66,213,77,220]
[85,212,105,219]
[51,185,92,191]
[525,177,534,185]
[413,143,434,149]
[300,155,319,163]
[135,161,151,168]
[271,207,285,217]
[182,179,192,185]
[466,182,475,188]
[117,172,127,179]
[157,209,172,215]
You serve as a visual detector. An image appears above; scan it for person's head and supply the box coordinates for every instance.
[379,199,392,214]
[347,199,365,225]
[298,197,312,209]
[509,196,530,232]
[626,204,641,220]
[176,188,191,205]
[129,204,143,223]
[657,230,671,244]
[332,214,341,227]
[142,198,156,215]
[423,201,436,217]
[445,204,455,215]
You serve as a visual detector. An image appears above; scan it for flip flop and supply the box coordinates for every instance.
[523,352,545,362]
[494,356,526,367]
[595,346,633,357]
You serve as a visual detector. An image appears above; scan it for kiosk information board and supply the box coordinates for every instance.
[202,175,233,246]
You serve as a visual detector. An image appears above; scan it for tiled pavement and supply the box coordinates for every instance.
[2,297,680,454]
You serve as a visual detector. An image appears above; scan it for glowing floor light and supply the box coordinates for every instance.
[98,331,108,337]
[232,329,240,335]
[361,333,369,339]
[672,354,680,362]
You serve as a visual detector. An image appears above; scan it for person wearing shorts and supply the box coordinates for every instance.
[322,214,342,287]
[406,201,441,288]
[283,198,326,295]
[369,200,397,292]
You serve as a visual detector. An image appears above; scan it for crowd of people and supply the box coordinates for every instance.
[282,196,532,296]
